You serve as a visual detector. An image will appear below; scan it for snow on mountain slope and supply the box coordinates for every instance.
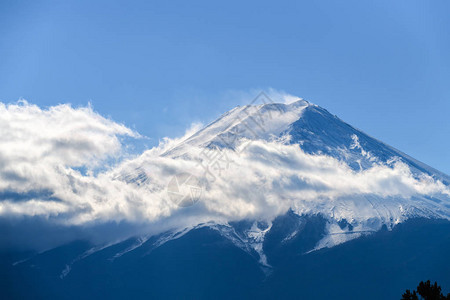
[286,103,450,184]
[114,99,450,260]
[161,100,449,184]
[162,100,309,157]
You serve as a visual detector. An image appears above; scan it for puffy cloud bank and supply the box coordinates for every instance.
[0,100,449,250]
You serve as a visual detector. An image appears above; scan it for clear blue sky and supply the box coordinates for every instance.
[1,0,449,174]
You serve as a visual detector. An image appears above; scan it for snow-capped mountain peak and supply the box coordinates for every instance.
[116,99,450,260]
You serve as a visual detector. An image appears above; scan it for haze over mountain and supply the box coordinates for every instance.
[1,96,449,299]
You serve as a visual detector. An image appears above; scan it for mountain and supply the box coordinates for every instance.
[122,99,450,250]
[165,99,449,182]
[2,99,450,299]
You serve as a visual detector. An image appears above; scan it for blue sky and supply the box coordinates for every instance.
[1,0,449,174]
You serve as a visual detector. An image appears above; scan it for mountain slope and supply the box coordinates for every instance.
[163,100,449,184]
[3,217,450,299]
[286,104,450,183]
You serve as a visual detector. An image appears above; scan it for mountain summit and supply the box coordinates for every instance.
[165,99,449,183]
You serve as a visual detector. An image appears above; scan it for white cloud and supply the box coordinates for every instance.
[265,88,304,105]
[219,88,304,106]
[0,100,449,250]
[0,101,144,221]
